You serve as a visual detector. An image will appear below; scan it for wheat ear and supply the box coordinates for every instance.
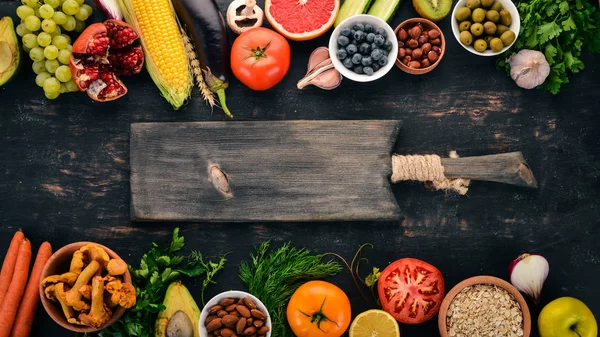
[181,29,215,108]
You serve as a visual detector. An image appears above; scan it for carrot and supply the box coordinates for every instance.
[0,239,31,337]
[9,242,52,337]
[0,231,25,305]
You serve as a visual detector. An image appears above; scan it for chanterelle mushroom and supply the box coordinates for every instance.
[41,272,79,287]
[70,250,85,274]
[107,259,128,276]
[44,284,57,302]
[55,283,76,322]
[64,260,100,311]
[79,284,92,301]
[79,244,110,268]
[227,0,264,34]
[79,276,113,328]
[110,282,136,309]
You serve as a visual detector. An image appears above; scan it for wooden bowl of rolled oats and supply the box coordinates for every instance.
[438,276,531,337]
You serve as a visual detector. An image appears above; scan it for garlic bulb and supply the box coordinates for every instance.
[509,49,551,89]
[509,253,549,304]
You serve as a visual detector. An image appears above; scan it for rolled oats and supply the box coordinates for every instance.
[446,284,524,337]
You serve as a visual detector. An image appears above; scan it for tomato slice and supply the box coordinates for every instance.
[377,258,445,324]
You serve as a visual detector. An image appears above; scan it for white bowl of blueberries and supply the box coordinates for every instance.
[329,14,398,82]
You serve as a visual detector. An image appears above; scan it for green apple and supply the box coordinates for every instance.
[539,297,598,337]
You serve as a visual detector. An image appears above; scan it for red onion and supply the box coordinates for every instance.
[94,0,123,20]
[509,253,549,304]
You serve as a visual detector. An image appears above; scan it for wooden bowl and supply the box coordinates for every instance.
[394,18,446,75]
[438,275,531,337]
[39,242,131,333]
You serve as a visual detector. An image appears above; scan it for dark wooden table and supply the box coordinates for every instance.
[1,0,599,336]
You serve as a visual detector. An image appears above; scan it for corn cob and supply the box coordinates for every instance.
[118,0,193,110]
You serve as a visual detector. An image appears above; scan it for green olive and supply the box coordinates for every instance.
[474,39,487,52]
[500,30,516,46]
[459,31,473,45]
[485,10,500,22]
[481,0,494,8]
[484,35,494,44]
[496,24,509,36]
[459,21,472,32]
[472,8,486,23]
[466,0,481,9]
[470,23,484,36]
[483,21,497,35]
[499,9,512,25]
[490,1,503,11]
[490,37,504,52]
[455,7,472,21]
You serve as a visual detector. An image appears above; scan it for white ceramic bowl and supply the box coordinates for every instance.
[329,14,398,82]
[199,291,271,337]
[450,0,520,56]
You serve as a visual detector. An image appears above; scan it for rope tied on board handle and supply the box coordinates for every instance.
[391,151,471,195]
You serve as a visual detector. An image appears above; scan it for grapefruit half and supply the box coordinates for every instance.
[265,0,340,41]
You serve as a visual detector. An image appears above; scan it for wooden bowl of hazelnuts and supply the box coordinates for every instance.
[394,18,445,75]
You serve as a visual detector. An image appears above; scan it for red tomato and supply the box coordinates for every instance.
[377,258,445,324]
[230,27,291,91]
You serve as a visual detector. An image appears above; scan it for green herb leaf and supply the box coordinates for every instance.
[562,16,577,31]
[538,21,562,44]
[365,267,381,288]
[544,44,557,64]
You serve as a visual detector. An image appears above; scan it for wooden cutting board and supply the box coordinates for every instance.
[130,120,536,222]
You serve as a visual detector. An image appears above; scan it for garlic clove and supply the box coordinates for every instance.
[297,47,342,90]
[509,253,549,304]
[509,49,551,89]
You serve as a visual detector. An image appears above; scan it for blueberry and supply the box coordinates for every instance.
[351,29,356,36]
[358,42,371,55]
[351,39,358,46]
[354,30,365,43]
[383,40,393,51]
[364,24,374,33]
[375,27,386,37]
[372,63,380,72]
[363,66,374,76]
[371,48,383,61]
[352,53,363,64]
[361,56,373,66]
[381,49,388,57]
[354,65,364,74]
[338,35,350,47]
[343,57,353,69]
[353,23,365,31]
[340,27,352,37]
[337,48,347,60]
[371,42,378,51]
[346,44,358,55]
[366,33,375,43]
[374,34,385,46]
[378,55,388,66]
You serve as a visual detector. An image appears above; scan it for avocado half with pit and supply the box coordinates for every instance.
[155,282,201,337]
[0,16,19,87]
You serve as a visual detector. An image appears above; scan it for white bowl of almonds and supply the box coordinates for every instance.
[438,276,531,337]
[200,291,271,337]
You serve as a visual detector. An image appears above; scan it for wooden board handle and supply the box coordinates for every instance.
[440,152,537,188]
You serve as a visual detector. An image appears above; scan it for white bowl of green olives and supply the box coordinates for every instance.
[329,14,398,82]
[451,0,520,56]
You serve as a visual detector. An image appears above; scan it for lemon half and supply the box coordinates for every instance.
[349,309,400,337]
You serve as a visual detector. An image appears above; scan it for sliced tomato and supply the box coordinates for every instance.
[377,258,445,324]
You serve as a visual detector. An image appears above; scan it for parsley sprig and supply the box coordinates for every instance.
[497,0,600,94]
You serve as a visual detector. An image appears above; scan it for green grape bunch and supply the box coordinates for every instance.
[15,0,93,99]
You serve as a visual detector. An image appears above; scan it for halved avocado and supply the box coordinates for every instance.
[155,282,201,337]
[0,17,19,87]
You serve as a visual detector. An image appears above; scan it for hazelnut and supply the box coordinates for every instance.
[412,48,423,59]
[421,59,431,68]
[428,29,441,39]
[398,48,406,58]
[430,38,441,46]
[407,39,419,48]
[397,28,408,41]
[398,40,405,48]
[432,46,441,54]
[421,43,432,54]
[418,35,428,45]
[427,50,439,62]
[401,55,412,65]
[408,61,421,68]
[409,24,422,39]
[405,48,412,56]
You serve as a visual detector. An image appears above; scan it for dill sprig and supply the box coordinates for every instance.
[180,29,216,108]
[239,241,343,337]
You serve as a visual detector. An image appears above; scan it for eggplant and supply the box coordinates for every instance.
[173,0,232,117]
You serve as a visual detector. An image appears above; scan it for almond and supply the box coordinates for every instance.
[207,318,223,332]
[243,297,257,310]
[225,303,237,312]
[214,329,222,336]
[258,326,270,334]
[218,310,228,318]
[230,311,240,317]
[209,305,224,314]
[206,315,218,325]
[250,309,266,320]
[244,327,256,335]
[222,315,240,328]
[236,305,251,318]
[221,328,236,337]
[247,318,253,326]
[236,317,247,334]
[253,320,264,328]
[220,298,236,307]
[238,298,245,305]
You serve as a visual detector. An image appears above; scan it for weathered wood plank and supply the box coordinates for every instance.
[130,121,403,222]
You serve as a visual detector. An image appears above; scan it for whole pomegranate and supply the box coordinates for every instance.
[70,20,144,102]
